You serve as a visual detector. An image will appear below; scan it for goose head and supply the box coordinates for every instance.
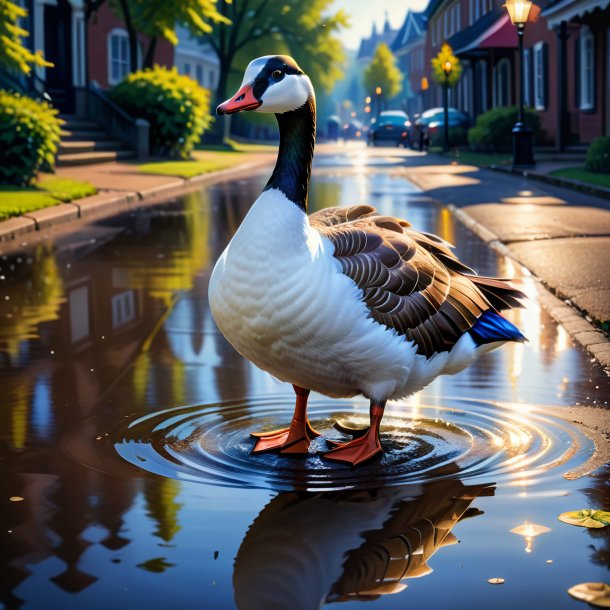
[217,55,314,115]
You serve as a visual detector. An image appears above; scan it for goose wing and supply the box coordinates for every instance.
[310,205,525,358]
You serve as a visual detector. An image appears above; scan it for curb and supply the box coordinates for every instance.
[448,203,610,374]
[0,158,274,245]
[489,165,610,201]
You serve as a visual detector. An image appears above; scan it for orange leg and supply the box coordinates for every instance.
[324,400,384,466]
[251,385,321,455]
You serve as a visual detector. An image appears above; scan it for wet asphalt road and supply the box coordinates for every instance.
[0,149,609,610]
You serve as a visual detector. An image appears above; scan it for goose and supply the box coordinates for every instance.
[209,55,526,466]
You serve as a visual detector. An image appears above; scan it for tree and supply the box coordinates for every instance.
[431,43,462,87]
[206,0,348,140]
[0,0,51,75]
[363,43,403,102]
[107,0,229,72]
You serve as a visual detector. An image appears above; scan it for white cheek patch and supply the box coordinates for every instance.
[260,74,314,113]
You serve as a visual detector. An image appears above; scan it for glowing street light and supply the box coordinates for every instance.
[503,0,540,168]
[365,96,371,104]
[441,61,453,153]
[374,86,383,119]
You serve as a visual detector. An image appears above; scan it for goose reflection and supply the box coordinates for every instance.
[234,477,494,609]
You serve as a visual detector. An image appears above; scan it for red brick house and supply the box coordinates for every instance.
[392,10,428,116]
[24,0,173,112]
[400,0,609,147]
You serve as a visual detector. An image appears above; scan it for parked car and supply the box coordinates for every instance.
[412,107,471,150]
[343,119,365,140]
[367,110,411,147]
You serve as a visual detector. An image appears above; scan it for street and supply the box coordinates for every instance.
[0,147,608,609]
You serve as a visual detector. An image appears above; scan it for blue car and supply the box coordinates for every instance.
[367,111,411,147]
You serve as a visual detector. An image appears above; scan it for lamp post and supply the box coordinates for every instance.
[441,60,452,153]
[504,0,538,168]
[375,86,382,119]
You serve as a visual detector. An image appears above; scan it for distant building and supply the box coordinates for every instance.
[357,13,399,65]
[174,26,220,91]
[391,11,428,116]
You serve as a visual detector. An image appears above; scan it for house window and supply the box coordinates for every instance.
[523,48,531,106]
[533,42,547,109]
[184,62,191,76]
[580,26,595,110]
[469,0,474,24]
[108,29,129,85]
[111,290,135,328]
[494,58,511,106]
[196,64,203,84]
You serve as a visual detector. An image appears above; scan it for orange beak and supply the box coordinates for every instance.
[217,84,262,115]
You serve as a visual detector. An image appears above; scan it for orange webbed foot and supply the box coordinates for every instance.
[251,419,320,455]
[323,433,383,466]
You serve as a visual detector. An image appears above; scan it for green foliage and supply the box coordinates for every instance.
[430,126,468,148]
[363,43,403,100]
[211,0,348,96]
[110,66,212,158]
[431,43,462,87]
[0,0,52,74]
[585,136,610,173]
[110,0,228,45]
[0,90,62,185]
[468,106,541,153]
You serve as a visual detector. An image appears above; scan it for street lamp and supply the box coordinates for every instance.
[504,0,539,168]
[375,86,382,119]
[441,60,452,153]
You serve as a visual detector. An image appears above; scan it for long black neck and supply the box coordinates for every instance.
[264,96,316,212]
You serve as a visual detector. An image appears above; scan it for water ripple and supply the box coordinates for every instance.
[114,396,592,491]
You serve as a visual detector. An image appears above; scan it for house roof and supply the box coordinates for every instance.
[542,0,610,27]
[391,11,427,53]
[447,6,517,56]
[357,14,399,60]
[423,0,445,20]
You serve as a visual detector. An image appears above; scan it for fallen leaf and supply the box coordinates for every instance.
[136,557,175,573]
[567,582,610,607]
[488,578,505,585]
[558,509,610,529]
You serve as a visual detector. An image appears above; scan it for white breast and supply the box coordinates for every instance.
[208,189,483,401]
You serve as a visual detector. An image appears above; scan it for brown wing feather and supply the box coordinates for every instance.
[310,205,526,358]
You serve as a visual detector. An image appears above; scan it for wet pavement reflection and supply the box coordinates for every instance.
[0,152,609,609]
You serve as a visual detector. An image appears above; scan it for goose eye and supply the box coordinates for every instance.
[271,69,283,80]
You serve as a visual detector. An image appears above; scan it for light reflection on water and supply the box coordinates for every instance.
[0,164,608,609]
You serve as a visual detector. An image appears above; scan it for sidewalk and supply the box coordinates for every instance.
[0,152,275,242]
[400,151,610,372]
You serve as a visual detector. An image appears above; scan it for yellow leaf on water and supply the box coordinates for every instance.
[567,583,610,607]
[558,509,610,528]
[488,578,505,585]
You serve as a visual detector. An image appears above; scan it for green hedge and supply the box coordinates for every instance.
[585,136,610,173]
[110,66,213,159]
[0,90,62,186]
[468,106,541,153]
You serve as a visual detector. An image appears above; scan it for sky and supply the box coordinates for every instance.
[331,0,428,50]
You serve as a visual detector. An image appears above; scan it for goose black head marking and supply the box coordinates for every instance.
[217,55,314,115]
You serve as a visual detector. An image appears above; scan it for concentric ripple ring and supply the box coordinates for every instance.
[113,395,593,491]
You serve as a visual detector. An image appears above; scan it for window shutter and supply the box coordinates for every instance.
[542,43,549,108]
[591,29,597,112]
[574,35,580,108]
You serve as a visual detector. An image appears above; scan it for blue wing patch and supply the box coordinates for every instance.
[469,311,527,346]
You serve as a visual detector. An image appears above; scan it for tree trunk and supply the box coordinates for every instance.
[207,56,232,143]
[144,36,157,69]
[118,0,138,73]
